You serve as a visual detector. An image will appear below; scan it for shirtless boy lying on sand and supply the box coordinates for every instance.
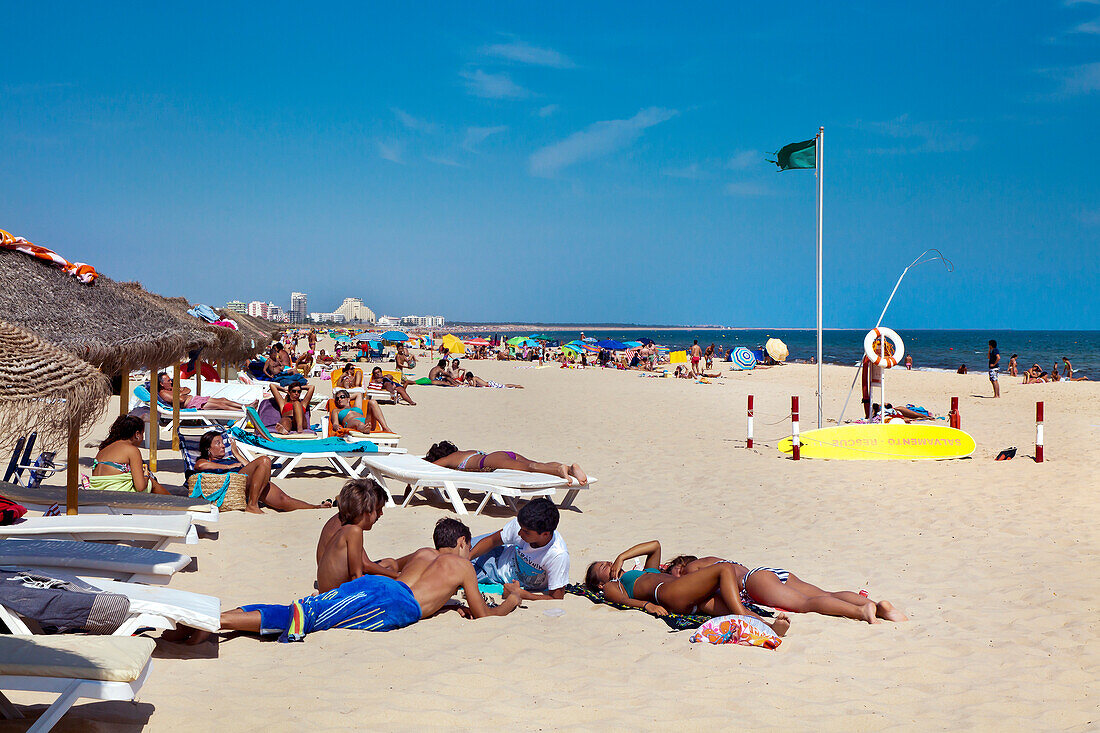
[170,518,521,643]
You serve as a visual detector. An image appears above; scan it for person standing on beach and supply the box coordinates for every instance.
[904,354,913,370]
[1008,354,1018,376]
[988,340,1000,398]
[690,340,703,377]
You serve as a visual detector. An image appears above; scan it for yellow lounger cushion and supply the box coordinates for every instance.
[0,636,154,682]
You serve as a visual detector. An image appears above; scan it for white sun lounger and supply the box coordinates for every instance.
[0,539,191,585]
[0,635,154,733]
[0,482,217,524]
[355,454,595,515]
[0,573,219,636]
[0,514,196,551]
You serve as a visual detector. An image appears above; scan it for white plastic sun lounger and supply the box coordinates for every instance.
[0,539,191,585]
[0,635,154,733]
[0,514,196,551]
[0,573,219,636]
[0,482,217,524]
[355,454,596,515]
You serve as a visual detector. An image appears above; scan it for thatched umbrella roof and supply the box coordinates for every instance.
[123,288,254,364]
[0,248,216,375]
[218,310,280,354]
[0,319,111,450]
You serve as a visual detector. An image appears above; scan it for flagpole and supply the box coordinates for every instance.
[816,126,824,429]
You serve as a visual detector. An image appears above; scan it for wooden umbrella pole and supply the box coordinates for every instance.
[195,359,202,396]
[171,363,181,451]
[148,366,159,472]
[66,421,79,515]
[119,363,129,416]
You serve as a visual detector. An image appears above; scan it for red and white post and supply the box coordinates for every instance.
[791,396,800,460]
[1035,401,1044,463]
[746,395,754,449]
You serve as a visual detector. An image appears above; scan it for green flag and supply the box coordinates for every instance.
[770,138,816,170]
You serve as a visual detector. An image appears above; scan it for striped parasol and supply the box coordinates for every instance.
[733,346,756,369]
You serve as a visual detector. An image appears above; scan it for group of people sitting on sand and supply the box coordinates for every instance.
[425,358,523,388]
[167,466,904,644]
[1020,357,1089,383]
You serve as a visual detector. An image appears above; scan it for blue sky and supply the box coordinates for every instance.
[2,2,1098,328]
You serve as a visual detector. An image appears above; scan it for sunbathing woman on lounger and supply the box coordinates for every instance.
[462,372,524,389]
[91,416,171,494]
[193,430,330,514]
[659,553,906,623]
[424,440,587,484]
[331,390,393,434]
[156,373,245,412]
[584,541,789,635]
[337,363,363,389]
[370,366,416,405]
[268,382,315,434]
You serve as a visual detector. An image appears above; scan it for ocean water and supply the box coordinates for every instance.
[468,329,1100,377]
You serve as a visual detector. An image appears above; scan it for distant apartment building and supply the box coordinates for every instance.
[400,315,445,328]
[246,301,268,318]
[309,311,346,324]
[376,315,401,327]
[335,297,376,324]
[246,301,288,322]
[290,292,308,323]
[225,300,247,314]
[267,304,287,322]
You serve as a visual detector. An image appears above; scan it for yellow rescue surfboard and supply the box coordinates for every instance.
[777,423,976,460]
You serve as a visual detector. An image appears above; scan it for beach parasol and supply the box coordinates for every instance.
[597,339,628,350]
[128,289,252,364]
[561,344,582,354]
[582,337,598,343]
[765,338,789,363]
[733,346,756,369]
[379,330,409,343]
[623,341,643,348]
[465,338,490,346]
[440,334,466,355]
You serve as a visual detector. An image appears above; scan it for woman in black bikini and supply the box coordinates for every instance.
[193,431,331,514]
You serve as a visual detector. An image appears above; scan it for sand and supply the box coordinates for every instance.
[7,343,1099,731]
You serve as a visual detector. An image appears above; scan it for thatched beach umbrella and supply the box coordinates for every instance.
[217,309,279,355]
[0,248,216,377]
[123,288,251,366]
[0,319,112,513]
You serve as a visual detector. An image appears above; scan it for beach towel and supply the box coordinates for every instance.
[0,229,98,284]
[688,614,782,649]
[0,495,28,525]
[187,304,221,323]
[0,569,129,633]
[564,584,713,631]
[228,427,377,454]
[241,575,422,643]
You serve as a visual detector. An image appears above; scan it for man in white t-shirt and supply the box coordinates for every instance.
[470,498,569,601]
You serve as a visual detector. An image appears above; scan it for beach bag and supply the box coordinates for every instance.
[187,472,248,510]
[0,495,28,525]
[689,614,782,649]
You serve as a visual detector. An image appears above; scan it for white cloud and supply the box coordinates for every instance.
[727,151,759,170]
[528,107,677,177]
[425,155,464,168]
[1045,62,1100,95]
[662,163,704,179]
[461,69,530,99]
[480,40,575,68]
[537,104,559,117]
[1069,18,1100,33]
[392,108,437,133]
[463,125,508,151]
[724,181,772,197]
[377,141,404,163]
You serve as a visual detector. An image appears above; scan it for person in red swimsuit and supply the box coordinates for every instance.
[270,382,315,434]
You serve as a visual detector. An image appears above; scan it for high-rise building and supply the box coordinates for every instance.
[290,292,307,323]
[225,300,247,314]
[335,297,376,324]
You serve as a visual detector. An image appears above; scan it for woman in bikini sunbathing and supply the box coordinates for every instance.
[424,440,587,484]
[462,372,523,389]
[193,431,330,514]
[336,363,363,389]
[584,540,790,636]
[369,366,416,405]
[156,372,245,412]
[269,382,315,434]
[661,553,906,623]
[330,390,393,434]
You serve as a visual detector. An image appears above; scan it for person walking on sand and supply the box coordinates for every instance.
[690,340,703,377]
[988,340,1000,398]
[1008,354,1018,376]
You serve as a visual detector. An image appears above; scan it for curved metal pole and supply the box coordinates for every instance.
[836,249,953,424]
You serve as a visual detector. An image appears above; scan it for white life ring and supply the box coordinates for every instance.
[864,327,904,368]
